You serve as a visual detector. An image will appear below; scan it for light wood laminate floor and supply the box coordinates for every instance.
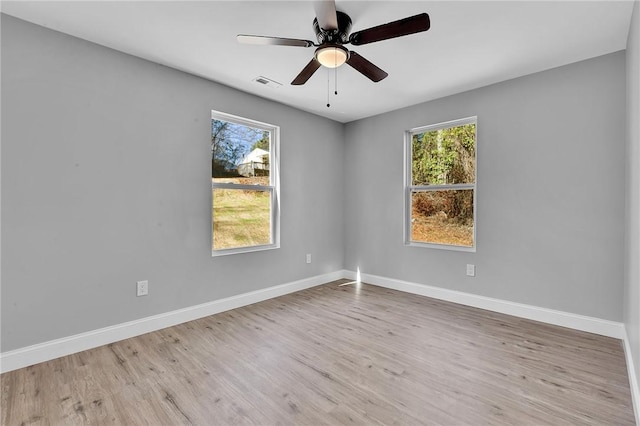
[1,280,635,425]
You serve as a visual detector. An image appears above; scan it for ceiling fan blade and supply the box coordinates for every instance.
[291,58,322,85]
[313,0,338,31]
[237,35,314,48]
[346,51,388,82]
[349,13,430,46]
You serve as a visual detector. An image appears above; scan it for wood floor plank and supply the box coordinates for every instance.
[1,280,635,425]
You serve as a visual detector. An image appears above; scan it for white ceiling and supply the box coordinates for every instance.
[1,1,635,123]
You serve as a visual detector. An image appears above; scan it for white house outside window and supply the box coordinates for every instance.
[211,110,280,256]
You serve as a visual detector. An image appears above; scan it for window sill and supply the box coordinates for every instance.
[212,243,280,257]
[405,241,476,253]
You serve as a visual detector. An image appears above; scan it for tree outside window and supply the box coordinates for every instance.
[406,117,476,250]
[211,111,280,255]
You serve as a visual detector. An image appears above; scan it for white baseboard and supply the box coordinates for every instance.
[0,270,347,374]
[0,269,628,375]
[345,270,625,339]
[623,328,640,425]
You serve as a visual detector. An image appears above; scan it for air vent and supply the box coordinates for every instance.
[252,76,282,89]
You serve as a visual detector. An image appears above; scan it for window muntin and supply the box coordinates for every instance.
[211,111,279,255]
[405,117,476,251]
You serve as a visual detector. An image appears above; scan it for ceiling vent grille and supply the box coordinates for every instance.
[253,76,282,89]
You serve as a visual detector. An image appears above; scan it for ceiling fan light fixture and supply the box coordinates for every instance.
[315,45,349,68]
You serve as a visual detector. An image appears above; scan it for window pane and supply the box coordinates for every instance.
[411,190,474,247]
[412,123,476,185]
[212,120,270,181]
[212,188,271,250]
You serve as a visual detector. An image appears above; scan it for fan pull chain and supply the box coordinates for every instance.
[326,68,330,108]
[326,49,340,108]
[334,50,338,95]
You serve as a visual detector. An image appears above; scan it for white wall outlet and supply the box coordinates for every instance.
[136,280,149,296]
[466,264,476,277]
[306,253,312,264]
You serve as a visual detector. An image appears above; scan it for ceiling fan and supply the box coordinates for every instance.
[237,1,430,85]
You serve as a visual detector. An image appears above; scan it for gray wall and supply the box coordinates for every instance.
[0,15,345,352]
[0,12,633,355]
[344,51,627,321]
[625,0,640,397]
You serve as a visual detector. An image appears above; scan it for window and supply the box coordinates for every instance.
[405,117,476,251]
[211,111,279,256]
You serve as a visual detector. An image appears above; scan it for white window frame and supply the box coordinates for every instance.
[211,110,280,256]
[404,116,477,252]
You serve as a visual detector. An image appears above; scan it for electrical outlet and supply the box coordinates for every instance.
[306,253,312,264]
[466,264,475,277]
[136,280,149,296]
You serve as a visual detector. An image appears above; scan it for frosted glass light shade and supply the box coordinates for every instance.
[315,46,348,68]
